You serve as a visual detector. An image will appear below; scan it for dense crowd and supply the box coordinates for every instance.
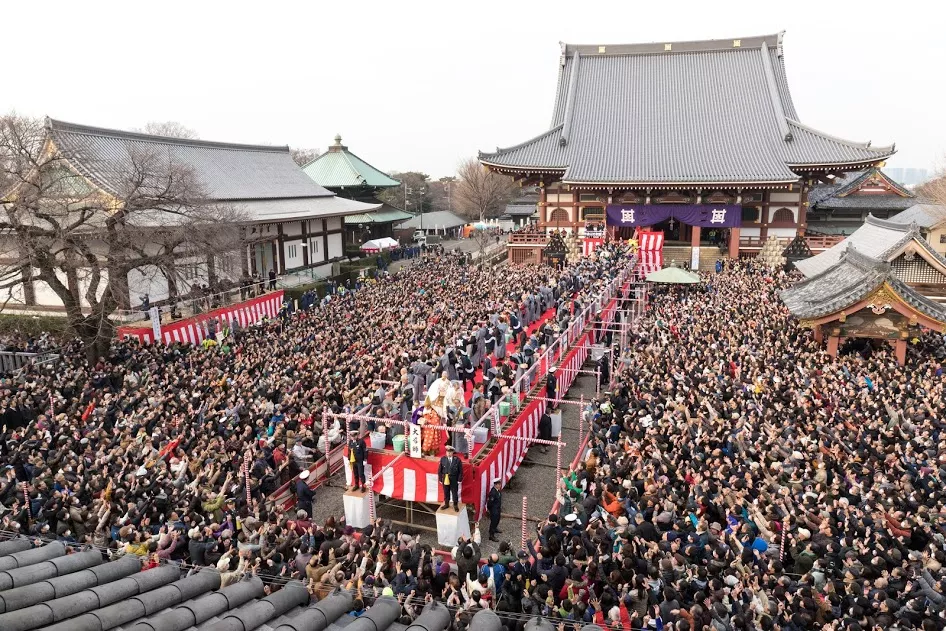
[3,249,945,631]
[0,246,629,590]
[535,261,945,631]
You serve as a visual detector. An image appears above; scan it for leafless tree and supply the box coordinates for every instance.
[454,158,516,223]
[0,114,244,360]
[139,121,199,139]
[290,147,321,167]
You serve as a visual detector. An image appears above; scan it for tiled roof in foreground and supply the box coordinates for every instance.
[0,538,477,631]
[479,33,894,185]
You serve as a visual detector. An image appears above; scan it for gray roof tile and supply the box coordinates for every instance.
[480,33,894,185]
[48,119,334,201]
[793,215,917,277]
[889,203,946,229]
[782,246,946,323]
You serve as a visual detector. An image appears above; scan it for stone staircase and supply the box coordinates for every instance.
[662,245,691,268]
[698,246,726,272]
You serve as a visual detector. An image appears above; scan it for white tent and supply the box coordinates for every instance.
[360,237,399,253]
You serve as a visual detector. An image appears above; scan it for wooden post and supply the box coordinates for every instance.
[895,339,907,365]
[813,325,823,343]
[728,227,741,259]
[826,335,840,358]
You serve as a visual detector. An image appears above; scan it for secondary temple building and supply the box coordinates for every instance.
[479,33,895,269]
[5,120,380,311]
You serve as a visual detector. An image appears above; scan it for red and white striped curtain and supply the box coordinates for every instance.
[582,238,604,257]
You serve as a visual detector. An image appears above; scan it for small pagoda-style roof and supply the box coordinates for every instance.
[782,234,813,259]
[303,135,400,189]
[793,215,943,278]
[344,203,414,225]
[479,33,894,187]
[809,167,917,212]
[45,119,379,222]
[781,246,946,328]
[890,203,946,230]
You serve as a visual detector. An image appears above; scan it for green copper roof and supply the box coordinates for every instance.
[303,135,400,189]
[345,205,414,225]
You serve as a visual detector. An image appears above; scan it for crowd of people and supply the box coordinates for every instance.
[529,261,944,630]
[2,244,945,631]
[0,244,629,596]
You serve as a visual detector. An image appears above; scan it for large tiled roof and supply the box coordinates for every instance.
[48,119,335,201]
[303,136,400,189]
[0,538,466,631]
[793,215,919,278]
[480,33,894,185]
[889,203,946,229]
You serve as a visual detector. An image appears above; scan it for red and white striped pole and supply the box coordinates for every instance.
[243,451,252,507]
[520,496,528,550]
[578,394,585,444]
[21,483,30,520]
[321,406,329,456]
[556,440,563,486]
[466,429,474,460]
[779,519,787,563]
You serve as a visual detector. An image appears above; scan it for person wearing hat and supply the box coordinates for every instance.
[295,469,315,517]
[438,444,462,511]
[346,430,368,492]
[486,478,503,542]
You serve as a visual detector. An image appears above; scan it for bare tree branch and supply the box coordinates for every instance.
[453,158,516,223]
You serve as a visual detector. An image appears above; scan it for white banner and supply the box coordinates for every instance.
[691,246,700,271]
[408,423,422,458]
[148,307,162,344]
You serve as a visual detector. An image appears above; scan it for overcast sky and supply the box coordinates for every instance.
[4,0,943,179]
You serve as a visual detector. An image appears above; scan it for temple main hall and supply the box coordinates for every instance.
[480,33,895,269]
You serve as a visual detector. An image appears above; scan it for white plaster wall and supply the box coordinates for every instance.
[326,217,342,231]
[283,239,304,269]
[327,232,343,259]
[283,221,302,237]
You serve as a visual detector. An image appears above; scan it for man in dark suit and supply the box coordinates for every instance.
[347,430,368,491]
[486,478,502,542]
[545,366,558,409]
[295,470,315,517]
[438,444,462,510]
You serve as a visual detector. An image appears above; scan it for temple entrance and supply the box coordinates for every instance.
[652,218,683,243]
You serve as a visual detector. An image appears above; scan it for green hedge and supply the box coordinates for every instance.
[0,314,71,338]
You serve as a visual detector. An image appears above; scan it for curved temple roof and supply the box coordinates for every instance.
[479,32,894,186]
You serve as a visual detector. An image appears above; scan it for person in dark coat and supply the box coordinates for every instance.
[545,366,558,408]
[487,478,502,542]
[347,431,368,491]
[537,410,552,454]
[295,470,316,517]
[438,444,462,510]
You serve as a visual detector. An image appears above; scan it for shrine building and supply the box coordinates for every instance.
[479,33,895,269]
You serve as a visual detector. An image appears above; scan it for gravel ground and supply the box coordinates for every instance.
[306,359,601,556]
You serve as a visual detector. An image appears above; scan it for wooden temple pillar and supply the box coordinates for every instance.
[728,227,740,259]
[813,325,823,343]
[894,339,907,365]
[826,335,840,358]
[690,226,701,247]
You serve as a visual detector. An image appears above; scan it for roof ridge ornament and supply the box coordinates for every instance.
[759,41,792,142]
[560,51,581,147]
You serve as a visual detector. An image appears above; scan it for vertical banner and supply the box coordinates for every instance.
[408,423,422,458]
[691,246,700,271]
[148,307,162,343]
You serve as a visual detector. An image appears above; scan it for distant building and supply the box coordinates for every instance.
[883,167,930,188]
[808,167,919,235]
[889,203,946,255]
[3,120,379,310]
[302,135,411,246]
[500,187,539,228]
